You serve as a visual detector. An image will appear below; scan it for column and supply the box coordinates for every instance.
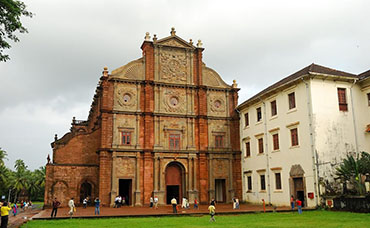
[208,154,214,200]
[228,156,234,202]
[154,156,158,191]
[135,152,141,206]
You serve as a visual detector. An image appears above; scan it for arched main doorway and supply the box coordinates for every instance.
[80,182,92,203]
[165,162,185,204]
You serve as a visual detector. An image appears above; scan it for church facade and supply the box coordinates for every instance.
[44,28,242,206]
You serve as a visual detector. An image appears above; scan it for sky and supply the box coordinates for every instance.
[1,0,369,170]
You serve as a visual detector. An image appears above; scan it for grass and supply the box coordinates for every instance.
[23,211,370,228]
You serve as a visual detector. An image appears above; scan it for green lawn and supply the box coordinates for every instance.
[23,211,370,228]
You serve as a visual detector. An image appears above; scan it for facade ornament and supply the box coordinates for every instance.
[72,116,76,124]
[144,32,151,41]
[197,40,203,48]
[54,134,58,141]
[153,34,157,43]
[189,39,193,45]
[103,66,109,77]
[170,27,176,36]
[232,80,238,88]
[47,154,51,164]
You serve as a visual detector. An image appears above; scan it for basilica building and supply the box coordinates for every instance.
[44,28,242,206]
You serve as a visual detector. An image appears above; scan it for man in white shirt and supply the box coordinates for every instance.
[68,198,75,218]
[171,197,177,213]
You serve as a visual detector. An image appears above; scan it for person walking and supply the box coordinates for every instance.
[296,199,302,214]
[194,198,198,209]
[50,198,61,218]
[235,198,240,209]
[1,202,12,228]
[290,195,295,211]
[154,196,158,209]
[94,197,101,215]
[208,203,216,222]
[68,198,75,218]
[171,197,177,213]
[12,203,17,216]
[210,198,216,206]
[83,197,88,209]
[150,197,153,208]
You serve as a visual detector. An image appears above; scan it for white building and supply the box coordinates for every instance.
[237,64,370,208]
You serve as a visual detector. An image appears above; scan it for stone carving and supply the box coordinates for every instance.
[290,164,305,177]
[161,39,189,48]
[116,88,136,107]
[202,66,232,88]
[111,59,144,80]
[213,159,227,177]
[209,95,226,113]
[160,48,188,83]
[163,89,186,113]
[116,157,135,177]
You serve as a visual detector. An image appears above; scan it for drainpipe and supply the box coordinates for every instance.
[349,79,359,158]
[259,97,271,205]
[301,77,319,207]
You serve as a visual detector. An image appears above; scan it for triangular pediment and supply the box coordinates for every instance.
[156,36,195,49]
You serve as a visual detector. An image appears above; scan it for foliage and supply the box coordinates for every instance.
[23,211,370,228]
[0,0,33,61]
[336,151,369,195]
[0,147,8,165]
[0,149,45,202]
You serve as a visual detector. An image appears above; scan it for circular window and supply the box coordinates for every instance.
[170,97,179,107]
[123,94,131,103]
[214,100,221,108]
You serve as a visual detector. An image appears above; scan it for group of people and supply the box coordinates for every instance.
[149,196,159,209]
[170,197,200,214]
[50,196,101,218]
[0,200,34,228]
[113,196,125,208]
[290,195,303,214]
[232,197,240,209]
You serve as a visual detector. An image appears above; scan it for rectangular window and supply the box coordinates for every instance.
[260,174,266,190]
[367,93,370,106]
[169,134,180,150]
[271,100,277,116]
[275,173,282,190]
[291,128,299,146]
[215,135,224,148]
[288,92,296,109]
[121,131,131,145]
[245,142,251,157]
[273,133,279,150]
[257,107,262,122]
[337,88,348,111]
[247,176,252,191]
[244,113,249,127]
[258,138,264,154]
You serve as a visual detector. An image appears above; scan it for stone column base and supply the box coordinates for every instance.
[153,190,165,205]
[134,191,142,206]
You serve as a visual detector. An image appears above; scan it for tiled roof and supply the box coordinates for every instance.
[237,63,357,110]
[358,69,370,80]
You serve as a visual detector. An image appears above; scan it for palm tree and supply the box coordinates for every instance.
[0,148,8,165]
[10,159,29,202]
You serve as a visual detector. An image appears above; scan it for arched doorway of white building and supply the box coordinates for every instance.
[289,164,307,207]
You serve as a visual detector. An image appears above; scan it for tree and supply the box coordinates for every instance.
[0,0,33,61]
[0,147,8,165]
[336,152,369,195]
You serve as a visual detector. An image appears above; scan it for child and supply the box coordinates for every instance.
[208,204,216,222]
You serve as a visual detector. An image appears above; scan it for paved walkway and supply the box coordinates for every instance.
[33,203,291,220]
[8,206,42,228]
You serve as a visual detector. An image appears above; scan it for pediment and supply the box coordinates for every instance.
[156,36,194,49]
